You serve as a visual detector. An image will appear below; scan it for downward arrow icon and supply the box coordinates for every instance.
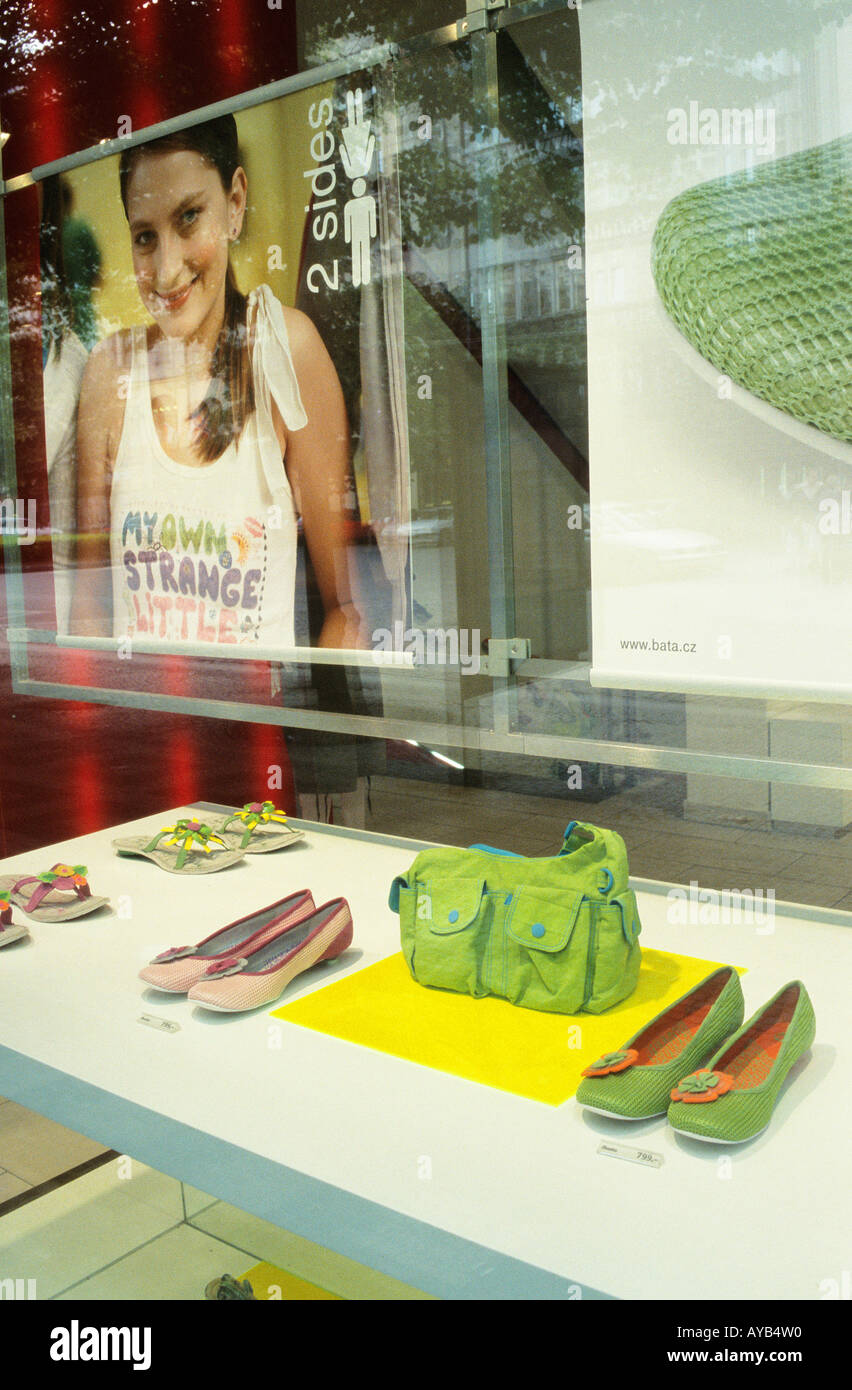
[341,87,375,179]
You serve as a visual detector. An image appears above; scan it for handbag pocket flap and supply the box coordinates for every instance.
[421,878,486,934]
[506,887,585,953]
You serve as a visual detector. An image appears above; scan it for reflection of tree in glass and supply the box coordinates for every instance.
[392,38,584,254]
[40,177,75,358]
[390,22,587,432]
[301,5,454,68]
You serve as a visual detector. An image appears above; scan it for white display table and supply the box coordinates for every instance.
[0,804,847,1300]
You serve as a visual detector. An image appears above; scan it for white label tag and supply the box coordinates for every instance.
[138,1014,180,1034]
[597,1140,662,1169]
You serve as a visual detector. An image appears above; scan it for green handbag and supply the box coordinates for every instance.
[388,821,642,1015]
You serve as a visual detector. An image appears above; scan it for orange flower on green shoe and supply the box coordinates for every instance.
[582,1048,639,1078]
[670,1069,734,1104]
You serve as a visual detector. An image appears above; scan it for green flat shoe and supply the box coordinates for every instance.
[575,966,744,1120]
[668,980,816,1145]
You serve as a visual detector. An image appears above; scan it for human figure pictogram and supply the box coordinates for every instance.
[344,177,377,287]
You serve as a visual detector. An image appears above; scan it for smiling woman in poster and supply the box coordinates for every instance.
[71,113,363,652]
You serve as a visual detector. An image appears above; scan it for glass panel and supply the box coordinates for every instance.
[487,0,852,899]
[2,0,851,891]
[579,0,852,701]
[1,34,503,767]
[489,14,589,667]
[376,37,493,738]
[0,59,431,817]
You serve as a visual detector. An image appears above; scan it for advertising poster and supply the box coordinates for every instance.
[580,0,852,697]
[31,69,409,651]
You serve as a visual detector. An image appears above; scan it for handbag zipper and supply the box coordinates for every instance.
[582,899,599,1006]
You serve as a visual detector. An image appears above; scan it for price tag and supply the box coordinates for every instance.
[138,1014,180,1034]
[597,1140,662,1169]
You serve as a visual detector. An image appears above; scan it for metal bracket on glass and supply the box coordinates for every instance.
[458,1,508,37]
[485,636,531,677]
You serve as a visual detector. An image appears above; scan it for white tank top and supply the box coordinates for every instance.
[109,284,306,651]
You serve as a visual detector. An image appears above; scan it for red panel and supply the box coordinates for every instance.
[0,0,299,178]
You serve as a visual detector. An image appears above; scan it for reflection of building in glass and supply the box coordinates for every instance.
[397,103,585,336]
[389,33,591,667]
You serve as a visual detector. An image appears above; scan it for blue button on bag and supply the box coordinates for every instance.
[448,909,459,924]
[531,923,545,938]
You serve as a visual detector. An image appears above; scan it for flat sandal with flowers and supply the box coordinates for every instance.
[575,966,745,1120]
[0,865,109,921]
[112,819,245,875]
[211,801,304,854]
[0,889,30,945]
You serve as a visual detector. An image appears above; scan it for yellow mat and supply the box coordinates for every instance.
[274,949,744,1106]
[239,1262,341,1301]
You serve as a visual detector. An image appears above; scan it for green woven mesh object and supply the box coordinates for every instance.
[652,136,852,444]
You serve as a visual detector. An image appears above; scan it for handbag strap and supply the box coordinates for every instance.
[467,844,523,857]
[558,821,589,854]
[558,822,617,895]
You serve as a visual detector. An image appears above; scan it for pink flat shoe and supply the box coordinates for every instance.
[139,888,315,994]
[187,898,353,1013]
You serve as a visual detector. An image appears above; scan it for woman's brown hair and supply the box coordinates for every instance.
[119,114,254,462]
